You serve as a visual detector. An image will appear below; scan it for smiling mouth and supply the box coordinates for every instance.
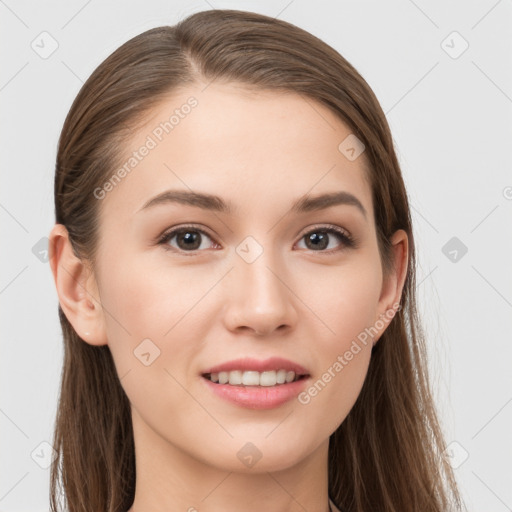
[202,369,308,387]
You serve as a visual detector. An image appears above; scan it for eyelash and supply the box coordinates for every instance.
[156,223,357,256]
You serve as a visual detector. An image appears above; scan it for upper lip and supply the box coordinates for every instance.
[202,357,310,376]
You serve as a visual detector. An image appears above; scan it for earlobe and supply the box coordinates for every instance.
[373,229,409,346]
[48,224,108,346]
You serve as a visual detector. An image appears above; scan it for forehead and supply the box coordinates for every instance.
[97,82,373,224]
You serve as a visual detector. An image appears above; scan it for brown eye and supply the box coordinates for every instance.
[158,226,217,253]
[173,230,204,250]
[297,226,355,252]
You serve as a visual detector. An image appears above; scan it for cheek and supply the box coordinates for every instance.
[97,256,210,422]
[301,255,383,345]
[294,257,381,424]
[96,253,215,386]
[99,252,209,338]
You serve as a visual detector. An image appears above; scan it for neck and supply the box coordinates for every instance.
[127,409,332,512]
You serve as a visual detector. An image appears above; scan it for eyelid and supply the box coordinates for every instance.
[156,222,356,254]
[156,223,218,253]
[299,223,353,240]
[296,223,356,252]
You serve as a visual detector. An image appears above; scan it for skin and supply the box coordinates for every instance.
[49,81,408,512]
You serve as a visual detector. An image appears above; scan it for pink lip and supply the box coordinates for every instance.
[201,357,309,376]
[201,375,310,410]
[200,357,311,410]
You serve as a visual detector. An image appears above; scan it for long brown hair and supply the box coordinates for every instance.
[50,9,465,512]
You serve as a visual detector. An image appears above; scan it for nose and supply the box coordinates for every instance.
[222,254,298,337]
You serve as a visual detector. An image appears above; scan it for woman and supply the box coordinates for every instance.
[48,9,466,512]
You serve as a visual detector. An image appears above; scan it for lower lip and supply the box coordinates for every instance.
[201,376,309,410]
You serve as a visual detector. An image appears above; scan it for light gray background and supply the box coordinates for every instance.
[1,1,511,510]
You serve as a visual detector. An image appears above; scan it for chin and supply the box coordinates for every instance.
[196,436,316,474]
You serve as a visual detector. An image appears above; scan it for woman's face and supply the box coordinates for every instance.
[87,82,404,474]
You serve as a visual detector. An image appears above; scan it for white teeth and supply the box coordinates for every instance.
[285,371,295,383]
[205,369,302,386]
[259,371,277,386]
[242,371,260,386]
[276,369,287,384]
[229,370,243,385]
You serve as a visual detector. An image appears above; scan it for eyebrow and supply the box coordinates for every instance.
[138,189,367,219]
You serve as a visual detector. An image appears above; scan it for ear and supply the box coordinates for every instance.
[373,229,409,346]
[48,224,108,346]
